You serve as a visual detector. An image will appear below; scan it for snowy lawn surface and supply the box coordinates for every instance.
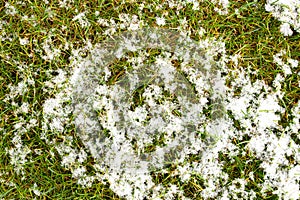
[0,0,300,199]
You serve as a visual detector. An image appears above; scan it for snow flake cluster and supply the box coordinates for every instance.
[265,0,300,36]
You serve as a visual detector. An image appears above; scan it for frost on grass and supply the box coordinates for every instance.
[4,2,18,16]
[41,28,227,198]
[38,27,300,199]
[71,28,227,171]
[273,49,299,76]
[96,14,144,36]
[265,0,300,36]
[0,0,298,199]
[38,25,299,199]
[2,22,298,199]
[210,0,230,15]
[41,33,62,61]
[72,12,90,28]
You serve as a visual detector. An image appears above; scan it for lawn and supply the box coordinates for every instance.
[0,0,299,199]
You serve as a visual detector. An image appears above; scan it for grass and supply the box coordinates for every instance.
[0,0,299,199]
